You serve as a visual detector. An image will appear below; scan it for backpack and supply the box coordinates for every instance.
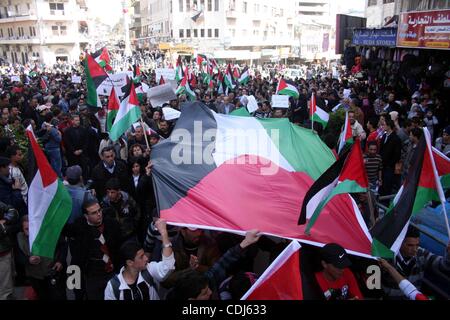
[110,269,155,300]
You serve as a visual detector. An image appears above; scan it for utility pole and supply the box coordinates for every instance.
[122,0,132,57]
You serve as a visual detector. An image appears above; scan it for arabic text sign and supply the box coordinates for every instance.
[155,68,176,82]
[148,83,177,107]
[71,76,82,83]
[397,10,450,49]
[352,28,397,47]
[271,95,289,109]
[97,72,133,97]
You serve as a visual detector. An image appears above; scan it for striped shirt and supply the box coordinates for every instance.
[363,154,383,184]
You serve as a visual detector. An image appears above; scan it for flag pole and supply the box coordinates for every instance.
[310,92,314,132]
[140,117,151,150]
[442,206,450,241]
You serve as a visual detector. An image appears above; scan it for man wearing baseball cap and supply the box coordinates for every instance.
[314,243,363,300]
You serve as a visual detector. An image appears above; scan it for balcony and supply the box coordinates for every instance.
[0,12,38,23]
[43,34,89,44]
[0,36,40,44]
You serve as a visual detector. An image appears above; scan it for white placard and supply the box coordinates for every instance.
[148,83,178,108]
[246,95,259,113]
[271,95,289,109]
[97,72,133,97]
[162,107,181,121]
[156,68,176,82]
[10,75,20,82]
[343,89,351,99]
[71,76,81,83]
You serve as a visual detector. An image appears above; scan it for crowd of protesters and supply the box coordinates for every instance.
[0,47,449,301]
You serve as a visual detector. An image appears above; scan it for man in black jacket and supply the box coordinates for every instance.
[0,201,19,300]
[64,198,122,300]
[379,118,401,196]
[63,114,90,177]
[101,178,140,242]
[91,146,129,201]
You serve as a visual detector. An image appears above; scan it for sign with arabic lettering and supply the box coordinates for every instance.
[352,28,397,47]
[397,10,450,49]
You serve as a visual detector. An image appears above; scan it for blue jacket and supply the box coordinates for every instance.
[44,127,62,150]
[66,185,90,224]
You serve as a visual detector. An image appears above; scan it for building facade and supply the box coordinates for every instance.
[133,0,341,62]
[0,0,90,65]
[365,0,396,28]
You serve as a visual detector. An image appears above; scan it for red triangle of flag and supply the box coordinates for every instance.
[128,81,140,106]
[87,54,108,78]
[243,242,303,300]
[26,128,57,188]
[310,92,317,116]
[277,79,288,92]
[339,139,369,188]
[108,87,120,111]
[159,75,165,85]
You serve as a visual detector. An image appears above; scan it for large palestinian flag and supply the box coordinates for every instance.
[84,53,108,108]
[370,128,447,258]
[151,102,373,257]
[276,79,299,99]
[26,126,72,258]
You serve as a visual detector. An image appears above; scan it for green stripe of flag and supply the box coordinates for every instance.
[258,118,335,180]
[31,180,72,258]
[305,180,367,233]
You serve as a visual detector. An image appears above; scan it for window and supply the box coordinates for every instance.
[60,25,67,35]
[201,29,205,37]
[200,0,205,9]
[280,9,283,16]
[52,26,59,36]
[230,29,235,36]
[179,29,184,37]
[29,26,36,36]
[49,2,64,14]
[264,5,268,13]
[368,0,377,5]
[186,0,190,11]
[193,29,198,37]
[208,28,212,37]
[0,29,3,38]
[179,0,183,12]
[15,4,18,14]
[214,0,219,11]
[27,3,30,11]
[382,0,394,3]
[208,0,212,11]
[186,29,191,37]
[254,4,260,12]
[214,29,219,37]
[243,1,247,13]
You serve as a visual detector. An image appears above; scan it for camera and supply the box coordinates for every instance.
[47,268,61,286]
